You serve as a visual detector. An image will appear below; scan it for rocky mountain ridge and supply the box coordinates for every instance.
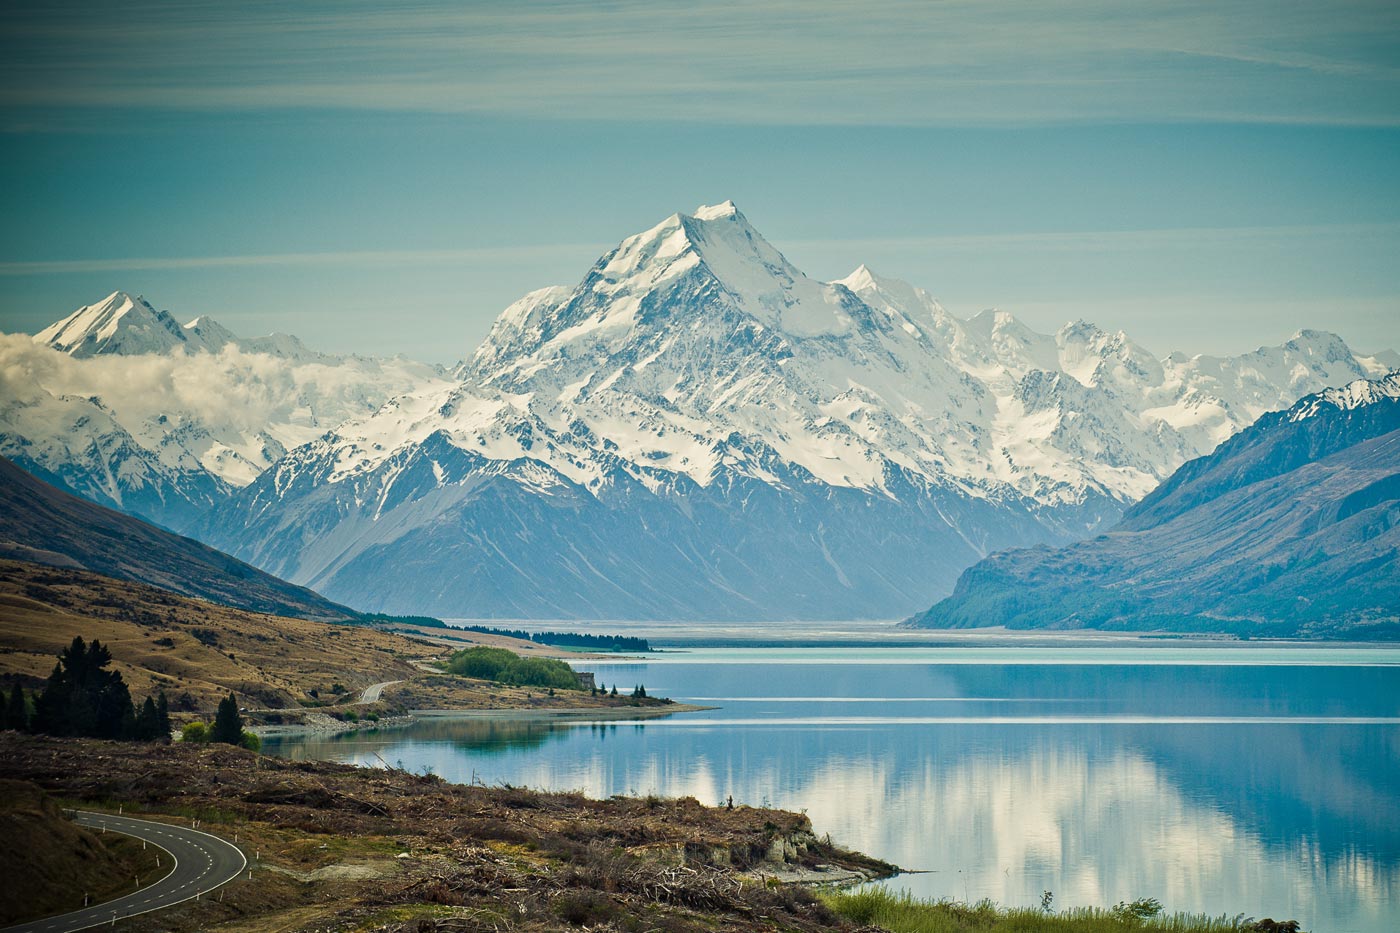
[906,371,1400,636]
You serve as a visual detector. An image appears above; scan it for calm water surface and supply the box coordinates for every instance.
[265,647,1400,932]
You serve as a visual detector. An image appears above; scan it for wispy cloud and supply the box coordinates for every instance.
[5,222,1396,278]
[788,222,1400,255]
[2,1,1398,127]
[0,244,598,276]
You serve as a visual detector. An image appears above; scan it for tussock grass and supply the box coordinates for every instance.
[825,886,1288,933]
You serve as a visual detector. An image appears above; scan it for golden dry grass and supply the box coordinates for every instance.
[0,560,659,721]
[1,560,436,714]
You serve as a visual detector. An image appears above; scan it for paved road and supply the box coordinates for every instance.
[356,679,403,704]
[3,811,247,933]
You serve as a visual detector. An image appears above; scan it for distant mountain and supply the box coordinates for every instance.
[36,291,319,360]
[196,202,1396,620]
[0,455,357,622]
[906,373,1400,637]
[2,294,447,529]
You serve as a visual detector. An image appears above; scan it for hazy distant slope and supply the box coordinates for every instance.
[0,456,357,622]
[907,374,1400,637]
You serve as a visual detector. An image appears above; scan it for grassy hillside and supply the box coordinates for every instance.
[0,455,356,623]
[0,559,423,713]
[0,559,676,721]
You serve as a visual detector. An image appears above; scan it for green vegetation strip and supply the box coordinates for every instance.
[823,887,1301,933]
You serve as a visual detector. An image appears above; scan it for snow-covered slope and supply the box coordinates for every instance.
[199,202,1394,620]
[3,300,449,530]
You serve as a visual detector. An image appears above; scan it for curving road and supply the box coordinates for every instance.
[3,811,247,933]
[356,679,403,704]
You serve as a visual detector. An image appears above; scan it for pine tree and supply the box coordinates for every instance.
[135,696,160,740]
[32,638,137,739]
[8,682,25,731]
[210,693,243,745]
[155,691,171,743]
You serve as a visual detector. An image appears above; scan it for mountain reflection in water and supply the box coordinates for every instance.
[264,647,1400,931]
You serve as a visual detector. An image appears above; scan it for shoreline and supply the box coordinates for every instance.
[252,701,713,737]
[411,702,714,720]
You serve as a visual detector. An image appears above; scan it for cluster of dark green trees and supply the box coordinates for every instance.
[1,636,171,741]
[181,693,258,750]
[459,625,651,652]
[590,683,648,699]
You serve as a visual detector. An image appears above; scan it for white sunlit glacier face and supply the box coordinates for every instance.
[264,647,1400,932]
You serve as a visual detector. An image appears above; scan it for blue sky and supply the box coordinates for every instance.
[1,0,1398,362]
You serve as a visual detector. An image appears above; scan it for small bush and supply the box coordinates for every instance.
[1112,897,1165,921]
[181,721,209,743]
[555,891,617,927]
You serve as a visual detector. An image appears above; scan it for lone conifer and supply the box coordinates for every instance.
[8,682,28,731]
[211,693,244,745]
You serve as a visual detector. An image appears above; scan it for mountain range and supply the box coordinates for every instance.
[4,202,1396,621]
[907,374,1400,637]
[1,292,447,529]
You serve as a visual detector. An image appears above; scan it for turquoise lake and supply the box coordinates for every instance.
[264,646,1400,931]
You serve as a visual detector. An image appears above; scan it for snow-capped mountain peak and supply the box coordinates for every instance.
[36,292,332,362]
[321,204,1396,514]
[691,198,741,221]
[6,294,450,524]
[1287,370,1400,421]
[35,290,193,358]
[835,265,947,323]
[181,314,241,352]
[593,199,860,340]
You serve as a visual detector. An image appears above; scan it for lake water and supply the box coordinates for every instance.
[264,646,1400,931]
